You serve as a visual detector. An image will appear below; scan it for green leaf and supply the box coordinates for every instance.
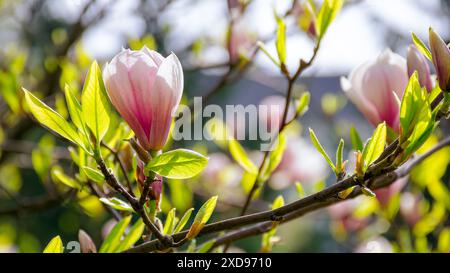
[229,139,258,174]
[263,133,286,178]
[295,182,305,198]
[43,235,64,253]
[275,18,287,64]
[99,197,134,212]
[296,92,310,116]
[309,128,336,171]
[145,149,209,179]
[115,219,145,252]
[174,208,194,233]
[400,72,426,139]
[412,32,432,60]
[163,208,177,235]
[99,215,131,253]
[81,61,110,147]
[335,139,344,173]
[362,122,386,170]
[82,166,105,184]
[186,196,218,239]
[404,103,435,155]
[197,239,216,253]
[272,195,285,210]
[64,84,85,131]
[51,166,80,189]
[23,88,85,149]
[350,126,363,151]
[316,0,343,38]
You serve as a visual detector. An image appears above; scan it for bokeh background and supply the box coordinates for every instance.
[0,0,449,253]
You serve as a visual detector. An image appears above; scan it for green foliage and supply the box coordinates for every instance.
[399,72,435,156]
[23,89,87,151]
[82,166,105,185]
[115,219,145,252]
[261,195,284,252]
[261,132,286,179]
[309,128,336,173]
[361,122,386,171]
[335,139,344,173]
[229,139,258,174]
[174,208,194,233]
[275,17,287,65]
[81,61,110,149]
[99,197,134,212]
[349,126,363,151]
[43,235,63,253]
[197,239,216,253]
[163,208,177,235]
[315,0,343,39]
[145,149,209,179]
[186,196,218,239]
[99,215,132,253]
[51,166,80,189]
[411,32,432,60]
[296,92,311,117]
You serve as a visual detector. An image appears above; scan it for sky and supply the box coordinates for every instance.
[49,0,449,76]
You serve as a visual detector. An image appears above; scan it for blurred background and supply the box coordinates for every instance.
[0,0,449,253]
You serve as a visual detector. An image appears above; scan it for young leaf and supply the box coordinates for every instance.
[64,84,85,132]
[350,126,363,151]
[404,102,435,155]
[99,197,134,212]
[229,139,258,174]
[81,61,110,147]
[51,166,80,189]
[115,219,145,252]
[197,239,216,253]
[412,32,432,60]
[174,208,194,233]
[82,166,105,184]
[295,182,305,198]
[362,122,386,170]
[145,149,209,179]
[316,0,343,38]
[400,72,425,139]
[163,208,177,235]
[43,235,64,253]
[23,88,85,149]
[309,128,336,171]
[296,92,310,116]
[275,18,287,64]
[335,139,344,174]
[263,132,286,178]
[99,215,131,253]
[186,196,218,239]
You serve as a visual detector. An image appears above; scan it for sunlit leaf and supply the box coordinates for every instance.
[43,235,63,253]
[51,166,80,189]
[81,61,110,147]
[350,126,363,151]
[163,208,177,235]
[82,166,105,184]
[275,18,286,64]
[309,128,335,172]
[115,219,145,252]
[99,197,134,212]
[99,215,131,253]
[174,208,194,233]
[412,32,432,60]
[362,122,386,170]
[145,149,208,179]
[23,88,86,150]
[229,139,258,174]
[186,196,218,239]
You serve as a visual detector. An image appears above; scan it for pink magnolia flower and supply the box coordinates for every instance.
[103,47,183,151]
[228,20,256,64]
[429,28,450,91]
[341,49,408,132]
[407,44,433,92]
